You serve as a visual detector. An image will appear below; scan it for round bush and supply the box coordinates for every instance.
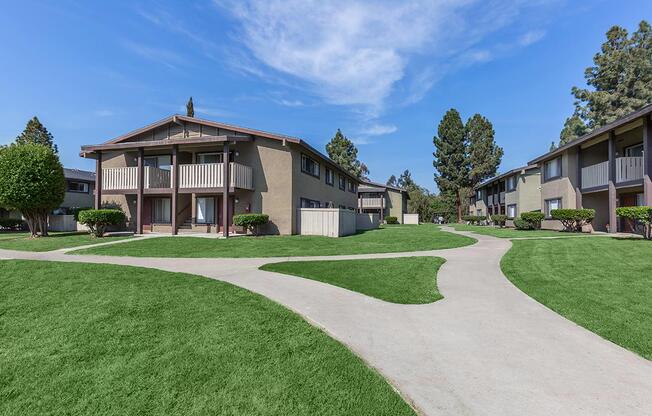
[520,212,544,229]
[491,214,507,227]
[514,217,535,230]
[384,216,399,224]
[78,209,126,237]
[551,208,595,232]
[233,213,269,235]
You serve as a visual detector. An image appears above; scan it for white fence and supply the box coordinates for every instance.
[358,197,384,208]
[356,213,380,230]
[403,213,419,224]
[48,215,78,232]
[297,208,357,237]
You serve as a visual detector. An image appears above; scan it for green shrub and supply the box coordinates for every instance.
[70,207,93,221]
[462,215,485,225]
[513,218,535,230]
[616,206,652,239]
[520,212,544,229]
[551,208,595,232]
[491,214,507,227]
[233,213,269,235]
[78,209,126,237]
[0,218,26,230]
[384,216,399,224]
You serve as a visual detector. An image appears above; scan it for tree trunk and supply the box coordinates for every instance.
[456,190,462,223]
[24,212,38,237]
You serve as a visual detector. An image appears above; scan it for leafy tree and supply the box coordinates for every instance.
[15,117,57,153]
[326,129,369,179]
[386,175,397,186]
[559,113,589,146]
[186,97,195,117]
[397,169,417,191]
[0,144,65,237]
[561,20,652,144]
[466,114,503,187]
[433,109,469,222]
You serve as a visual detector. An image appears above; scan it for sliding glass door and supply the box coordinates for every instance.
[196,197,215,224]
[152,198,171,224]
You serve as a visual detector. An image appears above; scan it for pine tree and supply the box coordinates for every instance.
[386,175,397,186]
[186,97,195,117]
[397,170,417,191]
[325,129,369,179]
[433,109,468,222]
[466,114,503,188]
[549,141,557,152]
[559,114,589,145]
[15,117,57,153]
[562,20,652,143]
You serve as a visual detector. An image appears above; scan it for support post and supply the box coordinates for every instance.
[94,151,102,209]
[608,131,617,233]
[358,193,362,213]
[171,145,178,235]
[575,147,583,209]
[380,193,385,221]
[136,148,144,234]
[222,142,230,238]
[644,116,652,205]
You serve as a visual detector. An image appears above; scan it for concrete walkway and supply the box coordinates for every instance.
[1,227,651,415]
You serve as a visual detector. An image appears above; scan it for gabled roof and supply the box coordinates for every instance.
[358,180,410,198]
[80,114,361,181]
[529,103,652,165]
[476,164,539,189]
[64,168,95,182]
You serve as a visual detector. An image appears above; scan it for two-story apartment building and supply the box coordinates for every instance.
[469,165,541,225]
[357,181,409,222]
[80,115,360,236]
[529,104,652,232]
[58,168,96,213]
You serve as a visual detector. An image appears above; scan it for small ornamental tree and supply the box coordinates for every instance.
[491,214,507,228]
[520,212,545,229]
[78,209,126,237]
[0,144,65,237]
[551,208,595,232]
[233,213,269,235]
[616,206,652,239]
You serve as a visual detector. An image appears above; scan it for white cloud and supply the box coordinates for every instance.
[276,99,305,107]
[518,30,546,46]
[215,0,557,110]
[360,123,398,136]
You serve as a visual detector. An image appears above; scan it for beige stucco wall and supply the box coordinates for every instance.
[386,189,407,222]
[62,182,95,209]
[540,149,579,230]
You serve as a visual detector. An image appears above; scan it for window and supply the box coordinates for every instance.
[545,198,561,218]
[301,154,320,178]
[507,204,517,219]
[197,152,234,164]
[506,176,517,192]
[544,157,561,181]
[636,193,645,206]
[476,189,483,200]
[153,198,171,223]
[476,209,482,216]
[338,175,346,190]
[300,198,320,208]
[145,155,172,170]
[196,197,215,224]
[624,144,644,157]
[325,167,334,186]
[348,180,356,193]
[67,181,89,193]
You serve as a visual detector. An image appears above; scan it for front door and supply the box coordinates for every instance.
[620,194,638,233]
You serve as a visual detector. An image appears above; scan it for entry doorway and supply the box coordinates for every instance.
[620,193,644,233]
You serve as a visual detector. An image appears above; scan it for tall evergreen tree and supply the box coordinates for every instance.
[15,117,57,153]
[386,175,397,187]
[325,129,369,179]
[397,169,417,191]
[561,20,652,144]
[466,114,503,188]
[433,109,468,222]
[186,97,195,117]
[559,114,589,145]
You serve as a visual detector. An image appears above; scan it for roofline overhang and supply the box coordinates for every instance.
[80,135,252,156]
[475,164,539,189]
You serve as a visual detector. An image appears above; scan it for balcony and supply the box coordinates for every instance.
[581,157,643,189]
[359,197,384,209]
[102,163,253,191]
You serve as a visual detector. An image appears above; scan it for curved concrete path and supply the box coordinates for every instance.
[1,227,651,415]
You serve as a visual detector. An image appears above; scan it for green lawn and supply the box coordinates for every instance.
[261,257,445,304]
[448,224,585,239]
[501,238,652,360]
[0,260,415,415]
[0,232,130,252]
[73,224,475,258]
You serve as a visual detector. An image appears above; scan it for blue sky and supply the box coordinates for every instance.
[0,1,649,192]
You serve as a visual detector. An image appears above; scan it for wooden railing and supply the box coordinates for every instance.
[616,157,643,183]
[358,197,384,208]
[178,163,253,189]
[144,167,171,189]
[581,161,608,189]
[229,163,254,190]
[103,167,138,190]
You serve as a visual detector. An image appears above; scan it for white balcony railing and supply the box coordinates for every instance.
[103,167,138,190]
[178,163,253,190]
[616,156,643,183]
[359,197,384,208]
[581,161,608,189]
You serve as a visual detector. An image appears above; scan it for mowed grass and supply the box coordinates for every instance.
[501,238,652,360]
[0,232,130,252]
[0,260,415,416]
[73,224,475,258]
[261,257,445,304]
[448,224,584,239]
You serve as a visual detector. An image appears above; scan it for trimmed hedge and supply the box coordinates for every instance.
[384,216,399,224]
[551,208,595,232]
[233,213,269,235]
[0,218,25,230]
[520,212,544,229]
[491,214,507,227]
[513,218,534,230]
[462,215,485,225]
[616,206,652,239]
[78,209,126,237]
[70,207,93,221]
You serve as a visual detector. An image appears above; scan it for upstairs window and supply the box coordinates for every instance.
[544,157,562,181]
[67,181,89,193]
[506,176,517,192]
[325,167,334,185]
[339,175,346,190]
[348,180,356,193]
[300,197,320,208]
[476,189,483,200]
[301,154,320,178]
